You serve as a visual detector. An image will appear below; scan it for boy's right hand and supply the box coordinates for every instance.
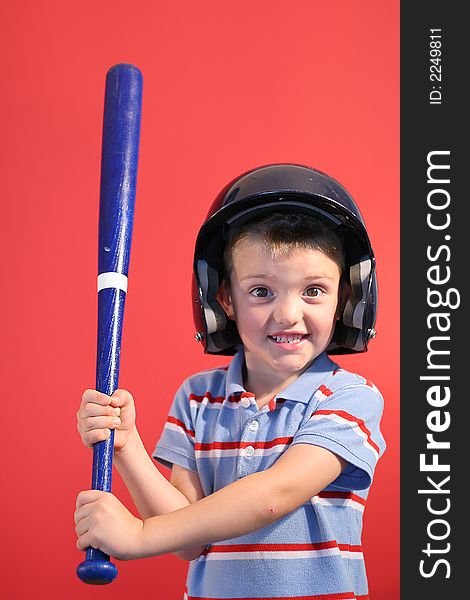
[77,389,136,453]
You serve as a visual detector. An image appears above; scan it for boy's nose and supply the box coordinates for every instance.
[272,296,302,326]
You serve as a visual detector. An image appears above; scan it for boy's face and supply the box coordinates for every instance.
[218,236,346,386]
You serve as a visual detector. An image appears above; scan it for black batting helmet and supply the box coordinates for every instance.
[192,163,377,355]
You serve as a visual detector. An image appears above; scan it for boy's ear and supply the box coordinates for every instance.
[217,279,235,320]
[336,280,351,321]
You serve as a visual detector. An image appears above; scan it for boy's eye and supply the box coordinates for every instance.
[250,287,272,298]
[303,286,322,298]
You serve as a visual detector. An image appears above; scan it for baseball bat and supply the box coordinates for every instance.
[76,63,143,585]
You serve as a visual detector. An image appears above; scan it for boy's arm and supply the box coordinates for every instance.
[113,428,206,560]
[113,428,191,516]
[169,465,207,560]
[75,443,346,560]
[77,387,206,559]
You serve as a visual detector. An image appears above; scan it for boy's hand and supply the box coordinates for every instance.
[75,490,144,560]
[77,389,136,453]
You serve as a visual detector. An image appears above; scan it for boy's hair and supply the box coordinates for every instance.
[223,212,346,282]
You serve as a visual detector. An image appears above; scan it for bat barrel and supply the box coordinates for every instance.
[77,63,143,585]
[98,62,142,278]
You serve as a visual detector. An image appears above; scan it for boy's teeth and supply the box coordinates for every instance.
[271,335,304,343]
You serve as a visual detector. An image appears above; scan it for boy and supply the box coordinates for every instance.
[75,164,385,599]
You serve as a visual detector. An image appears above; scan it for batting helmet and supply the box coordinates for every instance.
[192,163,377,355]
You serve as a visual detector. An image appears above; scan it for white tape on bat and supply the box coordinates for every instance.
[97,272,128,293]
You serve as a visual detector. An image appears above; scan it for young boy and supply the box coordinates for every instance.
[75,164,385,599]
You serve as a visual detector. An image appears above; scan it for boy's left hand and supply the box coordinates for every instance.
[75,490,144,560]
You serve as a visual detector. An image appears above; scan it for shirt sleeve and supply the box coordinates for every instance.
[152,378,198,473]
[291,382,386,490]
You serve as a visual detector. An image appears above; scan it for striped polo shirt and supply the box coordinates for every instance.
[153,349,386,600]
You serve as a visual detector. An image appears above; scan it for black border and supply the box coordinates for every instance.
[401,4,465,596]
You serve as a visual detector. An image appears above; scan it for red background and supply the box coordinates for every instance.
[0,1,399,598]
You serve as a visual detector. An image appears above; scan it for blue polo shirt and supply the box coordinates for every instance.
[153,350,386,600]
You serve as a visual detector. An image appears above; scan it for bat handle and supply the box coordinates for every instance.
[76,432,119,584]
[77,287,126,584]
[76,423,119,582]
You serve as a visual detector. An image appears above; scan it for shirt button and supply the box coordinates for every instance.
[249,420,259,432]
[244,446,255,457]
[240,397,251,408]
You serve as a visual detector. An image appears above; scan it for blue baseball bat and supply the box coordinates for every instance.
[76,63,143,585]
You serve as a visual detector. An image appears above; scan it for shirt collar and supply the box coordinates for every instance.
[225,349,247,398]
[225,348,338,404]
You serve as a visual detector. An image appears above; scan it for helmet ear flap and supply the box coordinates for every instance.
[328,257,377,353]
[335,279,351,321]
[193,259,241,354]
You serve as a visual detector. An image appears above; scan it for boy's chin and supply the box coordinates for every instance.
[270,353,316,374]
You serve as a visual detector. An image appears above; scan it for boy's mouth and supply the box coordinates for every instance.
[268,334,309,344]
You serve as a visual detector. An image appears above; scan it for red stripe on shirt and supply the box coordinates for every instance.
[270,398,287,409]
[317,491,367,507]
[338,544,363,553]
[311,410,380,454]
[202,540,356,554]
[317,384,333,396]
[166,416,195,438]
[195,436,293,451]
[189,392,225,404]
[188,391,254,404]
